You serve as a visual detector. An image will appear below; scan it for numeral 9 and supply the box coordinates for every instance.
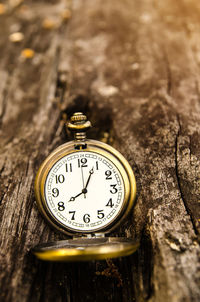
[52,188,59,197]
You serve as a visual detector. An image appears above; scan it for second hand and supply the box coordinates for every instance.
[81,166,86,198]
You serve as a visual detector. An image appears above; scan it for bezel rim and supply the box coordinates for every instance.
[35,139,136,236]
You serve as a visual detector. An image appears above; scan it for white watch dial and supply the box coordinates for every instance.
[44,151,125,232]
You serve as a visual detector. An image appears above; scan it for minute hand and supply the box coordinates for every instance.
[83,167,94,191]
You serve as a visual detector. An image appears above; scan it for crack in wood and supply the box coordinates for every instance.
[165,53,172,96]
[175,114,198,236]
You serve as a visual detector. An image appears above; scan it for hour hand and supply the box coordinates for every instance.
[68,191,83,202]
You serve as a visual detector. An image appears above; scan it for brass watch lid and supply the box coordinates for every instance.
[32,237,139,262]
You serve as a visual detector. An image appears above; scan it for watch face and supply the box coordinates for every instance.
[44,151,125,233]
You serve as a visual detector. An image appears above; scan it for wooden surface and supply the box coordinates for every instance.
[0,0,200,301]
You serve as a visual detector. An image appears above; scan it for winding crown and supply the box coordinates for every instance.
[67,112,91,141]
[70,112,87,123]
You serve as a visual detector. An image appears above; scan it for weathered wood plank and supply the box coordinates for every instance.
[0,1,69,301]
[58,1,200,300]
[0,0,200,301]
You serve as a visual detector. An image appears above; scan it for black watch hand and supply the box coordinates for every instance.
[68,191,83,202]
[84,167,94,190]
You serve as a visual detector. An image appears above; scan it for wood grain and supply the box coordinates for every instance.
[0,0,200,301]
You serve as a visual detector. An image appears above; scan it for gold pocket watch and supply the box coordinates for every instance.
[32,112,138,261]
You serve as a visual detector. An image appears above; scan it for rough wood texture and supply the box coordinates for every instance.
[0,0,200,301]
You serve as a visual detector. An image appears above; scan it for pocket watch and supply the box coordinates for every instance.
[32,112,138,261]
